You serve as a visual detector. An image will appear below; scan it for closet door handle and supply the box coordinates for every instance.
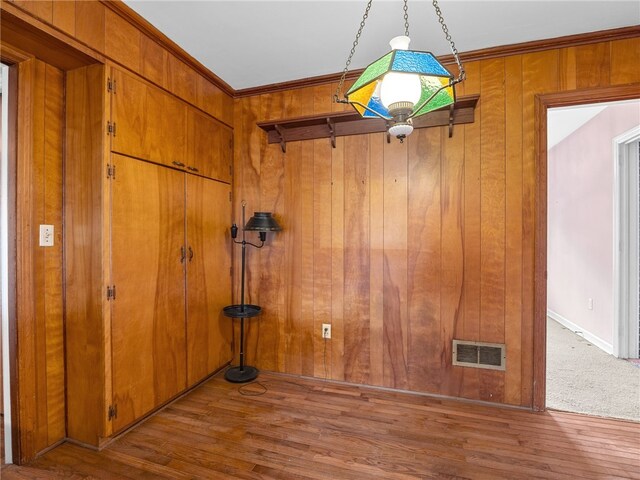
[187,166,199,173]
[188,246,194,262]
[172,161,185,168]
[180,246,186,263]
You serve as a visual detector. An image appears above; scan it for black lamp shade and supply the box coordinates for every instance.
[244,212,282,232]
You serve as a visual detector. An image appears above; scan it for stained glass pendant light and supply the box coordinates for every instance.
[335,0,465,142]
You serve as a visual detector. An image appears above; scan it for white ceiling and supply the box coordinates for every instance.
[123,1,640,90]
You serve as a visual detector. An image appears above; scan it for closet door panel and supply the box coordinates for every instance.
[186,109,233,182]
[186,176,232,385]
[110,154,186,432]
[111,68,187,168]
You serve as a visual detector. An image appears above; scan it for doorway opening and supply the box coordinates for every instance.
[545,99,640,421]
[1,62,12,464]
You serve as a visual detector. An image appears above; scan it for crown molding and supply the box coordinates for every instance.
[235,25,640,98]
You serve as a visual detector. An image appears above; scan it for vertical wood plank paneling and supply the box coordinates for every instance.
[559,48,577,91]
[298,88,316,377]
[610,38,640,85]
[479,58,507,345]
[17,58,37,462]
[300,143,315,376]
[479,57,506,403]
[521,50,559,406]
[407,127,441,392]
[33,59,48,454]
[331,136,345,381]
[177,37,639,408]
[343,135,370,384]
[16,57,65,461]
[236,98,254,368]
[312,85,333,379]
[382,136,408,389]
[257,92,286,372]
[460,60,482,400]
[281,90,304,376]
[369,134,384,386]
[504,55,524,406]
[302,87,319,377]
[51,1,75,36]
[239,95,267,368]
[575,43,610,88]
[43,64,65,445]
[440,124,465,397]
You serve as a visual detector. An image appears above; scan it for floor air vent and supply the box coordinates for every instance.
[452,340,506,370]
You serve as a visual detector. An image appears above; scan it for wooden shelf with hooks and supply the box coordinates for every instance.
[257,94,479,152]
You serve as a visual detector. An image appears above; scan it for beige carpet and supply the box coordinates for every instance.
[546,317,640,421]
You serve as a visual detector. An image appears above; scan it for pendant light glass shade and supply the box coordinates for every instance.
[346,36,456,121]
[244,212,282,232]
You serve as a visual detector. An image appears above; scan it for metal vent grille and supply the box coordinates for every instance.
[452,340,506,370]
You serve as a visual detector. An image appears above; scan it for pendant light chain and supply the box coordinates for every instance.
[403,0,410,37]
[335,0,374,103]
[432,0,466,82]
[335,0,466,103]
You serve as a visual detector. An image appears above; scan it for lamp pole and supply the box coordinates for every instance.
[225,202,279,383]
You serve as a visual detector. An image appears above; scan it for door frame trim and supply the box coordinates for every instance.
[533,84,640,411]
[613,126,640,359]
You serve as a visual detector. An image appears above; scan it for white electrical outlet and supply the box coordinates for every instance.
[322,323,331,339]
[39,224,54,247]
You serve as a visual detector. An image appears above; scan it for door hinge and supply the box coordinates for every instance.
[228,191,232,202]
[108,404,118,421]
[107,285,117,300]
[107,164,116,179]
[107,77,117,94]
[107,121,117,137]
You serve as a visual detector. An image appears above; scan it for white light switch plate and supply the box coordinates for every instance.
[39,224,54,247]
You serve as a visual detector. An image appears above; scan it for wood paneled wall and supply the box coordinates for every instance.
[233,38,640,407]
[2,0,235,463]
[5,0,234,126]
[15,58,65,461]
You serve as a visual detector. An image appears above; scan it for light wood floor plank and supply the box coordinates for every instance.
[2,372,638,479]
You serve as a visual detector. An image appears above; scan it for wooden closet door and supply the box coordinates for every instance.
[186,108,233,182]
[111,68,187,168]
[110,154,187,432]
[186,176,232,385]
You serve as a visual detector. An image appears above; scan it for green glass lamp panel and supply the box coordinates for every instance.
[414,84,456,117]
[347,51,393,95]
[391,50,453,78]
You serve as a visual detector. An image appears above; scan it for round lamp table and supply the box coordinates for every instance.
[223,303,261,383]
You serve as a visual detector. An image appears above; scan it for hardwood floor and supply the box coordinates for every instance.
[2,372,639,479]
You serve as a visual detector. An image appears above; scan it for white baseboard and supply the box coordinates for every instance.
[547,309,614,355]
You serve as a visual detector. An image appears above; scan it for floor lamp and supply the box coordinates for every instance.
[223,202,281,383]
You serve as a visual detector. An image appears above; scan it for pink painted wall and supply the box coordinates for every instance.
[548,101,640,347]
